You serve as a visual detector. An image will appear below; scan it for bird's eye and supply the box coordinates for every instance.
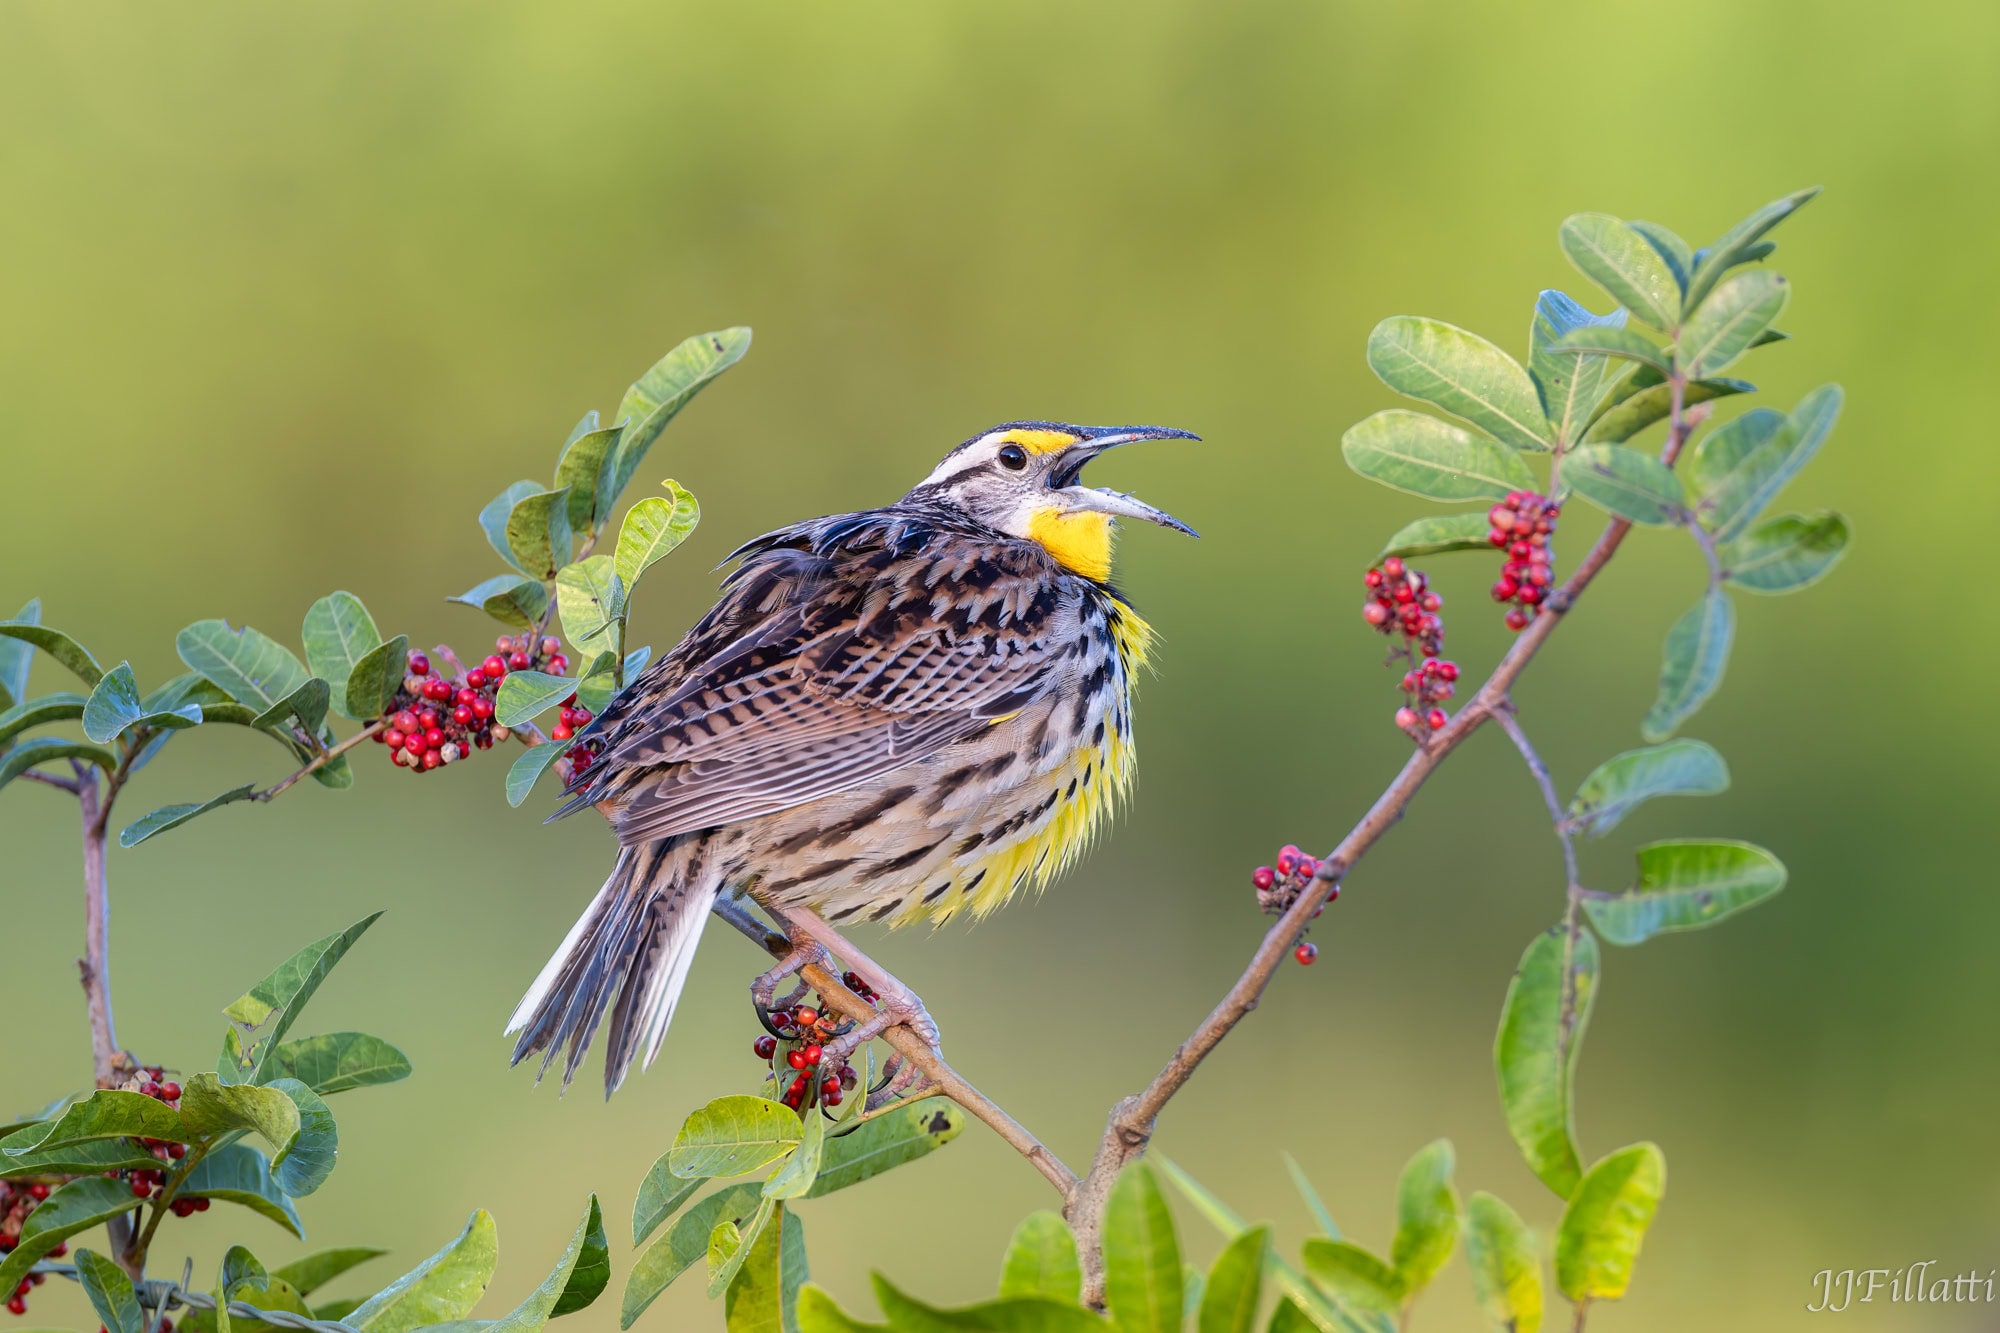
[997,444,1029,471]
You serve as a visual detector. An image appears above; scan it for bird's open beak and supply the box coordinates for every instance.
[1051,426,1201,538]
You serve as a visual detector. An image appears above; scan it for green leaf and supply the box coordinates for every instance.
[1528,291,1626,447]
[1462,1193,1542,1333]
[625,645,652,679]
[349,1210,499,1333]
[1366,316,1550,451]
[0,618,105,688]
[301,594,385,718]
[762,1104,825,1199]
[267,1031,412,1095]
[249,678,331,740]
[1104,1163,1182,1333]
[634,1158,704,1245]
[1721,511,1850,594]
[1627,221,1692,297]
[1557,214,1681,331]
[707,1198,775,1299]
[222,1246,271,1299]
[344,636,410,721]
[871,1276,1106,1333]
[1391,1139,1459,1295]
[556,556,626,648]
[1300,1241,1402,1314]
[506,742,567,808]
[608,328,753,506]
[1548,326,1670,375]
[1198,1226,1267,1333]
[556,427,626,534]
[120,784,260,848]
[1567,741,1728,838]
[272,1248,388,1298]
[82,662,204,742]
[495,671,574,728]
[1581,376,1753,446]
[176,620,311,714]
[1689,386,1843,543]
[0,1177,143,1296]
[1554,1145,1666,1305]
[615,482,702,593]
[670,1096,803,1180]
[0,1091,83,1142]
[451,575,552,630]
[1,1089,186,1156]
[1678,269,1788,377]
[0,599,41,709]
[181,1073,302,1152]
[0,691,87,747]
[805,1098,964,1197]
[622,1184,765,1327]
[1284,1154,1340,1239]
[0,737,117,789]
[1495,927,1599,1198]
[77,1248,145,1333]
[1557,445,1685,526]
[480,1196,610,1329]
[1341,411,1535,502]
[181,1143,306,1239]
[1583,840,1787,946]
[313,1298,366,1322]
[507,487,576,582]
[219,913,383,1084]
[725,1203,808,1333]
[795,1286,887,1333]
[0,1135,162,1178]
[1683,187,1818,313]
[1375,512,1494,561]
[1641,591,1734,743]
[998,1212,1081,1303]
[266,1079,337,1196]
[574,651,620,714]
[480,481,543,574]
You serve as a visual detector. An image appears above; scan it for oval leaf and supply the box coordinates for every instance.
[723,1203,807,1333]
[1567,740,1729,838]
[805,1098,963,1198]
[1548,326,1670,375]
[480,481,543,574]
[176,621,311,714]
[219,913,383,1084]
[1196,1225,1266,1333]
[0,737,116,790]
[1463,1192,1543,1333]
[180,1142,305,1239]
[344,636,410,721]
[1684,187,1818,313]
[1495,927,1599,1199]
[0,620,105,688]
[266,1032,412,1096]
[556,427,625,534]
[77,1248,145,1333]
[1555,1145,1666,1304]
[506,487,576,581]
[267,1079,338,1197]
[668,1096,803,1180]
[1583,839,1787,946]
[450,575,551,631]
[1692,386,1841,543]
[0,599,42,708]
[1721,509,1849,594]
[506,742,567,808]
[633,1158,703,1246]
[1529,291,1626,447]
[249,678,331,739]
[1367,317,1550,450]
[84,662,204,742]
[1678,269,1788,378]
[2,1089,187,1156]
[302,593,385,717]
[1558,445,1686,526]
[1299,1240,1402,1314]
[621,1184,764,1328]
[1341,411,1534,503]
[0,691,87,747]
[1641,591,1734,742]
[1557,214,1681,331]
[1391,1139,1459,1295]
[1628,221,1692,295]
[348,1210,500,1333]
[608,329,753,507]
[556,556,626,649]
[494,671,575,728]
[1000,1212,1082,1303]
[706,1199,774,1299]
[1104,1163,1182,1333]
[615,483,702,593]
[0,1177,142,1297]
[119,784,259,848]
[1376,512,1495,561]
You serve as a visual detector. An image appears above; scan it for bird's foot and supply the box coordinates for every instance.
[775,905,943,1052]
[749,933,836,1038]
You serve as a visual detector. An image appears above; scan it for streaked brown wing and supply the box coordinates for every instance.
[583,513,1067,845]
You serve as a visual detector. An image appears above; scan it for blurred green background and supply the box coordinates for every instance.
[2,1,1993,1329]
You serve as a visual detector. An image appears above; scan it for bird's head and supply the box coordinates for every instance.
[905,421,1199,582]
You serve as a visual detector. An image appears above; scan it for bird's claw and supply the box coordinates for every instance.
[750,939,835,1037]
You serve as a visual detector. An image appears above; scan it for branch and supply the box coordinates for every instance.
[1494,707,1590,1071]
[74,772,132,1091]
[251,719,386,801]
[710,897,1079,1199]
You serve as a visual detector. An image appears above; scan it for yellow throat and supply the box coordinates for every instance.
[1026,507,1115,582]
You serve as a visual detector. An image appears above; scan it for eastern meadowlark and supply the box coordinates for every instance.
[506,421,1197,1094]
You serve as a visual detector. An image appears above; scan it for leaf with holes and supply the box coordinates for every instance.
[1341,411,1534,502]
[1366,316,1549,450]
[1641,591,1734,742]
[1583,840,1787,946]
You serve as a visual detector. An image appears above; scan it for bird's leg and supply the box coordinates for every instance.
[748,917,836,1039]
[774,906,942,1053]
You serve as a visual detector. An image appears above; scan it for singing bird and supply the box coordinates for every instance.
[506,421,1198,1094]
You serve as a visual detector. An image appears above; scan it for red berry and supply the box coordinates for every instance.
[167,1142,186,1159]
[26,1185,48,1202]
[1294,942,1318,965]
[787,1049,807,1070]
[1492,579,1519,602]
[551,724,573,741]
[542,637,562,656]
[498,636,514,650]
[131,1179,152,1198]
[7,1297,25,1315]
[839,1064,859,1089]
[1382,556,1404,577]
[1505,608,1530,631]
[1364,569,1384,589]
[508,651,531,670]
[1363,602,1391,627]
[1437,662,1458,681]
[172,1199,195,1218]
[403,732,425,753]
[802,1043,823,1066]
[408,652,430,676]
[394,709,418,732]
[821,1076,840,1097]
[450,706,470,725]
[455,687,476,706]
[192,1199,209,1212]
[1252,866,1275,890]
[1395,706,1419,730]
[483,655,507,677]
[1297,856,1318,877]
[753,1035,778,1060]
[550,655,570,673]
[1426,708,1447,730]
[472,697,494,720]
[1275,849,1298,877]
[161,1081,180,1100]
[50,1243,67,1255]
[422,750,442,770]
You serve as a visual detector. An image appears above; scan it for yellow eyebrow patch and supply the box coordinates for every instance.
[1000,428,1082,456]
[1026,506,1115,582]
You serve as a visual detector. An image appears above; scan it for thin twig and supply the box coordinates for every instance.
[252,720,386,801]
[75,771,128,1091]
[711,897,1079,1198]
[1494,706,1589,1072]
[20,767,82,794]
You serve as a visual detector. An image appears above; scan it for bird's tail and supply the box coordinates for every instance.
[505,837,721,1096]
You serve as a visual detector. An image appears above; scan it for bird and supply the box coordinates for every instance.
[505,420,1198,1095]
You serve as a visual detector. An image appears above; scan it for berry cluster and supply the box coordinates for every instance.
[1,1184,59,1315]
[1361,558,1461,734]
[1250,843,1340,964]
[1393,659,1459,735]
[124,1071,205,1213]
[554,694,603,786]
[375,635,567,772]
[1486,491,1561,631]
[751,984,872,1113]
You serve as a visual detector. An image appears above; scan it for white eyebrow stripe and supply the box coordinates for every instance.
[917,433,1002,488]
